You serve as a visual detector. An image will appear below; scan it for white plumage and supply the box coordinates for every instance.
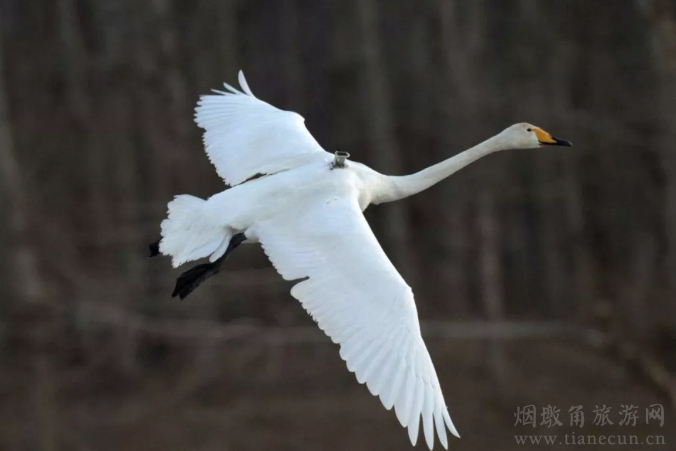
[158,70,571,449]
[195,71,330,186]
[253,195,455,449]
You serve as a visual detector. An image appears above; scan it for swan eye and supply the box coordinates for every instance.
[527,128,533,132]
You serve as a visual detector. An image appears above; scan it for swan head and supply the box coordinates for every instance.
[499,123,572,149]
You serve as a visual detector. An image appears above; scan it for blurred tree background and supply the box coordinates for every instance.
[1,0,675,450]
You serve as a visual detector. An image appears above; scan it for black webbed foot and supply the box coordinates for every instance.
[148,239,161,258]
[171,233,247,300]
[172,261,221,300]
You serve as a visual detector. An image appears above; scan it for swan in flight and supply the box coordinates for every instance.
[151,71,571,449]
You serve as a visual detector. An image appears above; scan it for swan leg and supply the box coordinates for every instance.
[171,233,247,300]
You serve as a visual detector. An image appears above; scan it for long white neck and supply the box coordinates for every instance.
[374,134,507,204]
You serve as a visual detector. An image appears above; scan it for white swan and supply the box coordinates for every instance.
[156,71,571,449]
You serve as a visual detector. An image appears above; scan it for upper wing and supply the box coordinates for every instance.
[195,71,331,186]
[250,196,459,450]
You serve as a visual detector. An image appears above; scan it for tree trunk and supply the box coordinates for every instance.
[0,28,43,303]
[478,187,508,396]
[281,0,304,109]
[355,0,411,279]
[638,0,676,323]
[438,0,476,316]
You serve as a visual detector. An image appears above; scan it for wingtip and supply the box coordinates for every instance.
[238,70,255,97]
[443,409,460,438]
[408,417,420,447]
[395,403,409,428]
[425,434,434,450]
[222,83,241,95]
[408,432,418,448]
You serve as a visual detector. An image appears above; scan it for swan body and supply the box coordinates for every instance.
[157,71,571,449]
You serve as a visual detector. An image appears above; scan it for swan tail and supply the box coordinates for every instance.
[159,195,230,267]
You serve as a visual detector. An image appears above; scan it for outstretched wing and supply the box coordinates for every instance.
[195,71,331,186]
[250,196,459,450]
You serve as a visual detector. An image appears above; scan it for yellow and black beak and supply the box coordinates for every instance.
[534,128,572,147]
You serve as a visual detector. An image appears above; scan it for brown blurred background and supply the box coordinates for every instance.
[1,0,676,450]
